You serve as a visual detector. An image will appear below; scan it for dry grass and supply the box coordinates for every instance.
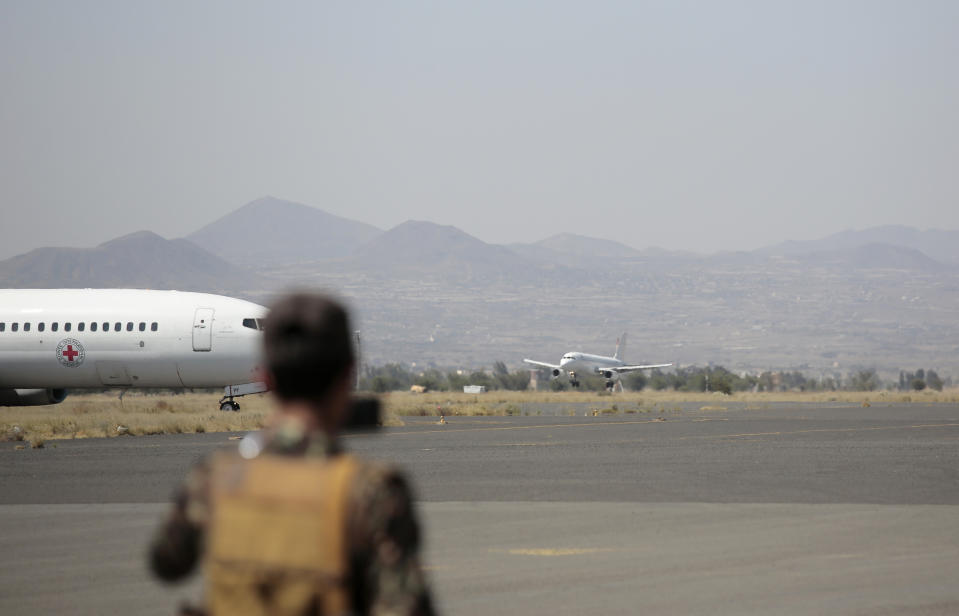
[3,388,957,443]
[1,392,273,441]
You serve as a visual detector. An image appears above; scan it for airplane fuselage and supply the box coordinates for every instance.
[524,333,670,389]
[0,289,266,391]
[560,352,627,378]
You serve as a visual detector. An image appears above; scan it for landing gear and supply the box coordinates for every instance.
[218,382,268,412]
[569,372,580,388]
[605,380,615,391]
[219,398,240,412]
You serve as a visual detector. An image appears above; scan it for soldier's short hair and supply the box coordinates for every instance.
[263,292,355,403]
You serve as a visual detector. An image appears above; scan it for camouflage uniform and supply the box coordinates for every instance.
[150,418,436,616]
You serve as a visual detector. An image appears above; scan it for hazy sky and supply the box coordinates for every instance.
[1,1,957,259]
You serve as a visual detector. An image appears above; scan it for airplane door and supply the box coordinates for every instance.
[192,308,214,352]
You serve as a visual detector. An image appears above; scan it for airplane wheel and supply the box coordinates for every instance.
[220,401,235,412]
[231,401,241,411]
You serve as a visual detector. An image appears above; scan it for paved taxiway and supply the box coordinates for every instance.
[1,403,958,614]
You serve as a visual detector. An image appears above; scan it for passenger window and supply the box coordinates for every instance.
[114,322,121,332]
[103,322,109,332]
[24,323,30,332]
[12,323,18,332]
[65,322,71,332]
[151,322,158,332]
[52,322,59,332]
[38,323,45,332]
[0,323,4,332]
[126,322,133,331]
[78,322,85,332]
[91,322,98,332]
[139,322,145,332]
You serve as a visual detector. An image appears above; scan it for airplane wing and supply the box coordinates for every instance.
[605,363,672,373]
[523,359,562,370]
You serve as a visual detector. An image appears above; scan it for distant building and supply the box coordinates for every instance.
[463,385,487,394]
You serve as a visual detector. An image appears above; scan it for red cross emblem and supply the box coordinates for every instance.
[56,338,85,367]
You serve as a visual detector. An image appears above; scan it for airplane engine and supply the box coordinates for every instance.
[0,388,68,406]
[551,368,562,379]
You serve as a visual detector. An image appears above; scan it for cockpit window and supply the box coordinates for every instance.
[242,318,265,331]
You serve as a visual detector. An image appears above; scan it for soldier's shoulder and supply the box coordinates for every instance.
[350,456,411,493]
[347,456,416,516]
[346,456,422,551]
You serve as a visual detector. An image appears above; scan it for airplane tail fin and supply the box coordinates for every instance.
[614,333,627,361]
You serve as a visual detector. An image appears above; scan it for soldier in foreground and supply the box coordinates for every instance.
[149,293,436,615]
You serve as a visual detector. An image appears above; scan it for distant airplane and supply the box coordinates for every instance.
[0,289,267,411]
[524,333,671,390]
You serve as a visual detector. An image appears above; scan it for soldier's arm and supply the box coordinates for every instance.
[352,468,437,616]
[148,459,210,582]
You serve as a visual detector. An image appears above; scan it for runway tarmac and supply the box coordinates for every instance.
[2,403,958,614]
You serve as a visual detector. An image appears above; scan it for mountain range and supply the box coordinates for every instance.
[2,197,957,376]
[758,226,959,265]
[188,196,381,267]
[0,230,267,292]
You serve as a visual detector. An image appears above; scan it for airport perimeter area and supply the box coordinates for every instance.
[1,402,958,615]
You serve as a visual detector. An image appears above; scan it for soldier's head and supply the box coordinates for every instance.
[262,292,355,427]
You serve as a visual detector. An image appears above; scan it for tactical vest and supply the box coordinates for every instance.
[205,451,360,616]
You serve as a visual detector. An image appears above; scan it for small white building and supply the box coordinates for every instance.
[463,385,487,394]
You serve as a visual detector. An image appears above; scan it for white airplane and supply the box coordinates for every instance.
[523,333,671,390]
[0,289,268,411]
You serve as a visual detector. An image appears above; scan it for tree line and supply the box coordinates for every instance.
[361,361,530,393]
[897,369,944,391]
[359,363,951,393]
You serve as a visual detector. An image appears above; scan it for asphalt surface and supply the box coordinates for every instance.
[3,403,958,505]
[1,403,958,614]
